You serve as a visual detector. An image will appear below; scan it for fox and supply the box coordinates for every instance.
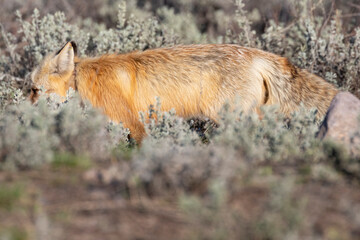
[30,41,338,143]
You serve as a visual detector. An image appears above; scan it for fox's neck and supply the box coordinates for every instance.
[71,63,78,91]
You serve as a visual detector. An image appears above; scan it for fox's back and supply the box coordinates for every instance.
[78,44,277,117]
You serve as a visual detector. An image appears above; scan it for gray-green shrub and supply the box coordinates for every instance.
[0,91,129,170]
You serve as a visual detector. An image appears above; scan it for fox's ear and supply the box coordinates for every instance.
[54,41,77,74]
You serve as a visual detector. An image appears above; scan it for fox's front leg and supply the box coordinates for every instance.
[122,118,146,144]
[128,122,146,144]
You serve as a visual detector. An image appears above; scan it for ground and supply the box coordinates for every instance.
[1,161,359,240]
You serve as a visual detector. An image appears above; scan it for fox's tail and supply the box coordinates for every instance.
[255,57,338,118]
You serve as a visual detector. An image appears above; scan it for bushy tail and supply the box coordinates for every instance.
[258,57,338,118]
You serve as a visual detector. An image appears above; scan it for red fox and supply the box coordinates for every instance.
[30,41,338,142]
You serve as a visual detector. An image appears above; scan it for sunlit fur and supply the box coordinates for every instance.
[31,42,338,142]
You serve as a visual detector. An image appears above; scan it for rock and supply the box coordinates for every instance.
[318,92,360,155]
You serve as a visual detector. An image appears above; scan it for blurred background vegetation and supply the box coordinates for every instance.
[0,0,360,239]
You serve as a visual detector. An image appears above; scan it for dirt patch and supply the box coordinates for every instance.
[0,164,360,240]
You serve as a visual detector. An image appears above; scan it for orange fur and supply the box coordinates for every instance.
[30,42,338,142]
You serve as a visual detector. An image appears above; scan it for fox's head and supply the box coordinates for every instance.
[30,41,77,103]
